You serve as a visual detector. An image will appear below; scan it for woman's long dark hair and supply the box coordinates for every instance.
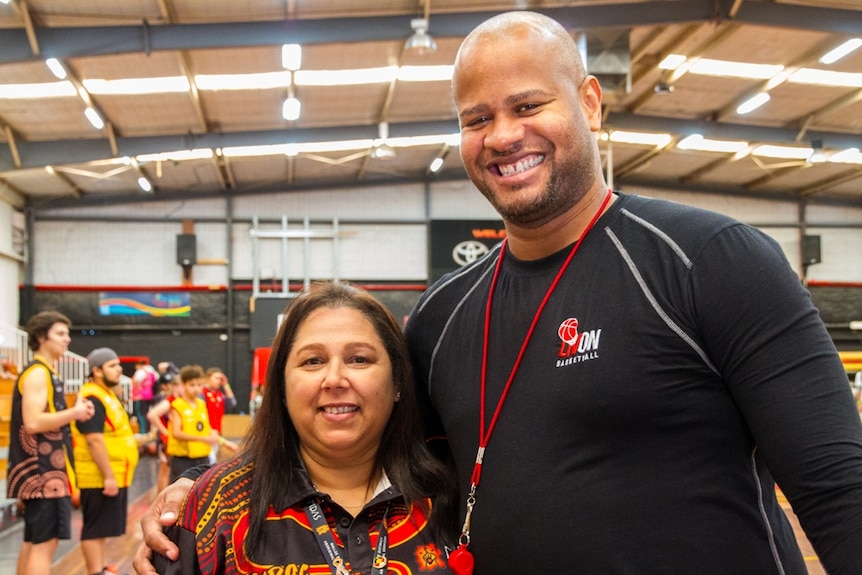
[241,281,457,556]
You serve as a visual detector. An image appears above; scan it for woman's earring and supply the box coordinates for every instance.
[395,391,401,401]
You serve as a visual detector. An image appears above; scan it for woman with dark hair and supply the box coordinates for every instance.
[153,282,457,574]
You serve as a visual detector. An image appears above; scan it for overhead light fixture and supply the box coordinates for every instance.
[84,76,190,95]
[282,78,300,121]
[658,54,687,70]
[84,107,104,129]
[690,59,782,80]
[736,92,770,115]
[752,144,811,160]
[653,81,674,95]
[808,139,826,163]
[371,143,397,160]
[607,130,673,147]
[282,43,302,71]
[677,134,749,154]
[404,18,437,55]
[137,176,153,192]
[283,95,301,121]
[429,156,444,173]
[371,122,396,159]
[45,58,67,79]
[788,68,862,88]
[136,149,214,162]
[820,38,862,65]
[830,148,862,164]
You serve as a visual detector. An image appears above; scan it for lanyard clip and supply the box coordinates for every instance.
[459,483,477,546]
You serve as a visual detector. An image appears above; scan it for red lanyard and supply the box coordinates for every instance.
[449,189,613,575]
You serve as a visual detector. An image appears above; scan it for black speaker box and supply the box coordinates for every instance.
[802,234,821,266]
[176,234,197,266]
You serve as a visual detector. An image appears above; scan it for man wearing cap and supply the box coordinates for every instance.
[73,347,140,575]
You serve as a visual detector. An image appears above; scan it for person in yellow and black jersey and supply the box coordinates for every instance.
[7,311,95,574]
[73,347,140,575]
[166,365,236,482]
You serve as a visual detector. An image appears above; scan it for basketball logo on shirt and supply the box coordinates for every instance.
[557,317,601,366]
[558,317,580,345]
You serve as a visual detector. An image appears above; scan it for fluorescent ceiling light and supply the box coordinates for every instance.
[764,68,795,91]
[388,133,461,148]
[8,60,862,101]
[84,77,190,95]
[0,81,77,99]
[830,148,862,164]
[282,44,302,71]
[443,133,462,147]
[295,67,397,86]
[137,149,214,162]
[222,140,375,158]
[788,68,862,88]
[689,58,783,80]
[608,130,673,147]
[45,58,67,79]
[658,54,687,70]
[677,134,749,154]
[137,177,153,192]
[397,65,454,82]
[820,39,862,65]
[84,107,104,129]
[218,132,460,159]
[282,96,301,121]
[752,144,812,160]
[429,157,445,172]
[736,93,770,115]
[196,71,290,91]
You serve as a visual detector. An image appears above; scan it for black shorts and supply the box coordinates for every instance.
[80,487,129,540]
[170,456,209,483]
[22,497,72,543]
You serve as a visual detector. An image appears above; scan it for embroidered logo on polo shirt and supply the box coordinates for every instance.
[414,543,446,570]
[556,317,601,367]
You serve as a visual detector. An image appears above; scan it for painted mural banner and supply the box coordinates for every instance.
[98,292,191,317]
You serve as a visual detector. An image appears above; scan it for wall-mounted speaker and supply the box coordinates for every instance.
[802,234,821,266]
[176,234,197,266]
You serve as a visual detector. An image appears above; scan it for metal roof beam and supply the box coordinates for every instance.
[1,2,856,64]
[733,1,862,35]
[0,120,458,171]
[0,1,774,64]
[604,112,862,150]
[3,114,862,173]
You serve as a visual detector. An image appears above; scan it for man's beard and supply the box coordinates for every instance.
[477,158,593,229]
[472,133,598,229]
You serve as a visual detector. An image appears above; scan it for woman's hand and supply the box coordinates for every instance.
[132,477,194,574]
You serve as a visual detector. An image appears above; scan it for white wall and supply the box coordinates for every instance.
[21,180,862,288]
[0,194,24,329]
[625,186,862,280]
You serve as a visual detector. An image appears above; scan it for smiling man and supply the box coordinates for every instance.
[404,10,862,575]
